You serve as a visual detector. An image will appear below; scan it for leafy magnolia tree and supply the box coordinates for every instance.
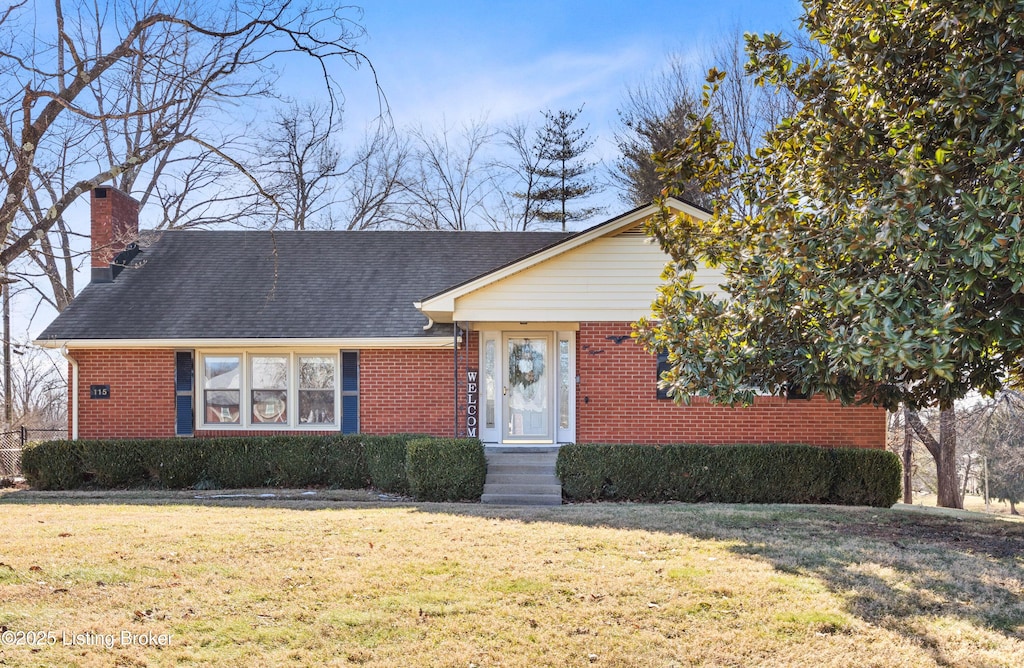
[637,0,1024,508]
[0,0,375,311]
[532,107,602,231]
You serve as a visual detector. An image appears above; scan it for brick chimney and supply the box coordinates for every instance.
[91,186,139,283]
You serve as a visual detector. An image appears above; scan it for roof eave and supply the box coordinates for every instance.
[34,336,457,350]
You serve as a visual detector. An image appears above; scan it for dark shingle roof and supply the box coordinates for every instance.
[37,230,571,342]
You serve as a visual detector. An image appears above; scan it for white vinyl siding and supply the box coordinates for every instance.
[452,233,725,322]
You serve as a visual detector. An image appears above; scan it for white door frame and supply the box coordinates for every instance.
[478,329,575,445]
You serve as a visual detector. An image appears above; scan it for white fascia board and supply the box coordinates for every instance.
[417,199,704,322]
[34,337,456,350]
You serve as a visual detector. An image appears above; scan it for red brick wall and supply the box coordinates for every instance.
[360,332,478,437]
[576,322,886,448]
[70,349,176,439]
[68,327,884,448]
[90,187,139,267]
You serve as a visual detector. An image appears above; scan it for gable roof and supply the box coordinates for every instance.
[416,198,708,322]
[36,229,569,347]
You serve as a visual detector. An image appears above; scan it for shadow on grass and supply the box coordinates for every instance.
[4,488,1023,662]
[432,501,1024,665]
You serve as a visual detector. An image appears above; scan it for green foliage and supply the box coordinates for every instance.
[557,443,901,507]
[639,1,1024,413]
[80,439,149,487]
[531,106,602,228]
[637,0,1024,508]
[142,440,210,489]
[406,438,486,502]
[323,436,371,489]
[21,435,372,491]
[363,434,426,494]
[21,440,84,490]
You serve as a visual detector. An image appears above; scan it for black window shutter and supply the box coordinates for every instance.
[175,351,194,436]
[656,351,670,401]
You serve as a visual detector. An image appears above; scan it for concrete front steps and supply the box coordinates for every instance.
[481,446,562,506]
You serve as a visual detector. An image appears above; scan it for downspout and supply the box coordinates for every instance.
[59,346,79,440]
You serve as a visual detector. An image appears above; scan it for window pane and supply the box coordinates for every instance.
[204,356,240,423]
[252,356,287,390]
[299,390,334,424]
[299,356,335,390]
[205,390,240,424]
[252,389,287,423]
[298,356,335,425]
[204,356,239,389]
[484,338,495,429]
[559,339,570,430]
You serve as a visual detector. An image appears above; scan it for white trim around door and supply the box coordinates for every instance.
[478,329,575,446]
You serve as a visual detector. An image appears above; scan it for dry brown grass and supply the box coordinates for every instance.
[0,491,1021,667]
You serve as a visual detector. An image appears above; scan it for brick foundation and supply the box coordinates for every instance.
[576,322,886,448]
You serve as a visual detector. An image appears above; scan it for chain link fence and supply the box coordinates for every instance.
[0,428,66,478]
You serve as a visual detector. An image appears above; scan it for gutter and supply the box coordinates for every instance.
[59,346,78,440]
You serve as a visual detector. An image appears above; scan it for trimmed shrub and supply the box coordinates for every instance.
[557,443,901,507]
[363,434,425,495]
[142,439,210,489]
[21,434,374,491]
[21,440,84,490]
[80,439,149,488]
[827,447,903,507]
[323,435,370,489]
[406,438,486,502]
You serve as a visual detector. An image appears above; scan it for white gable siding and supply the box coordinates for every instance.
[452,233,725,322]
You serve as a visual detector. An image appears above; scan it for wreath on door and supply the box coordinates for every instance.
[509,341,545,388]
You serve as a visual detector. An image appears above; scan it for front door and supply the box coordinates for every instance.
[503,334,553,442]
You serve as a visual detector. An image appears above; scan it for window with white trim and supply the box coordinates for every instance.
[203,355,241,423]
[198,351,357,431]
[299,355,335,424]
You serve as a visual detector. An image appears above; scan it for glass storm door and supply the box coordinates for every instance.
[503,335,553,442]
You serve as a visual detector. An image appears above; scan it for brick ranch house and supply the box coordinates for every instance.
[35,187,885,448]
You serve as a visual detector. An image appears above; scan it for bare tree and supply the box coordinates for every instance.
[401,119,498,231]
[0,0,377,312]
[1,344,66,430]
[497,119,547,231]
[613,56,706,208]
[258,102,344,230]
[339,127,411,230]
[613,30,800,213]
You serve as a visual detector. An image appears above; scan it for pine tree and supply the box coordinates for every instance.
[531,107,602,231]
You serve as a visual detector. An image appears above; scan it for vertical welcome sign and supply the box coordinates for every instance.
[466,368,479,437]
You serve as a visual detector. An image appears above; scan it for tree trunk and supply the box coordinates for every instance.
[902,406,913,504]
[906,404,963,509]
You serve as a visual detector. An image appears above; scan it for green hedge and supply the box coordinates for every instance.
[363,434,428,495]
[20,434,489,502]
[22,435,371,491]
[557,443,901,507]
[406,438,486,502]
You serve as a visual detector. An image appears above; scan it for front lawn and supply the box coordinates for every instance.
[0,492,1021,667]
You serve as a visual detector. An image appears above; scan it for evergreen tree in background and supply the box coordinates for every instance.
[532,107,602,230]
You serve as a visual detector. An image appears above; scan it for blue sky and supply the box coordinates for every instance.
[18,1,808,340]
[280,0,805,155]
